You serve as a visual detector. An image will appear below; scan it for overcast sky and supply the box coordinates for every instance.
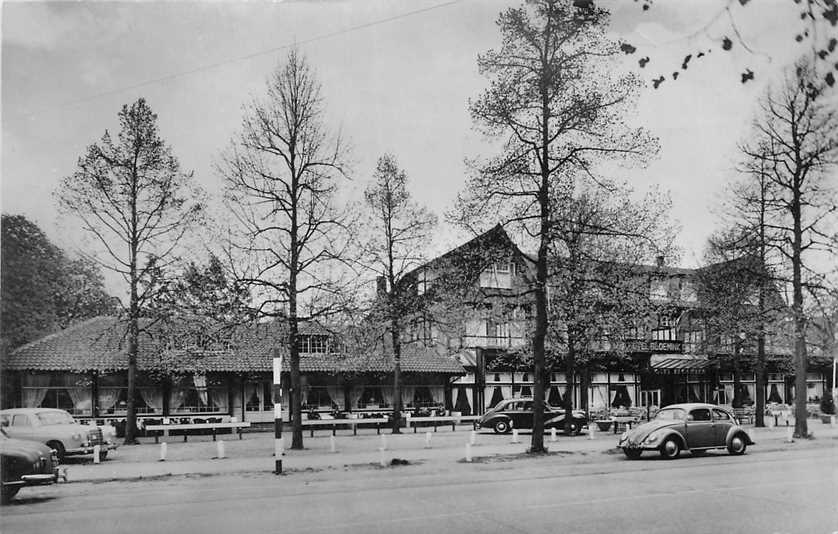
[2,0,811,285]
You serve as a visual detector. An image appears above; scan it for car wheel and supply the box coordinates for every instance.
[47,441,65,464]
[727,434,747,455]
[659,437,681,459]
[1,486,19,504]
[493,420,511,434]
[623,448,642,460]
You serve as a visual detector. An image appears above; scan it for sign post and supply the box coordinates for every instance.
[273,348,283,474]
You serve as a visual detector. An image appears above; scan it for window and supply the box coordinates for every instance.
[297,335,330,354]
[689,408,712,421]
[713,409,732,422]
[304,388,334,409]
[22,373,93,416]
[480,261,513,289]
[650,277,668,300]
[12,414,31,426]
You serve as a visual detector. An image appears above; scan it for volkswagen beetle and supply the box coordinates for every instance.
[617,403,754,460]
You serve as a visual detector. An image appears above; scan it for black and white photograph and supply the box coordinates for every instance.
[1,1,837,532]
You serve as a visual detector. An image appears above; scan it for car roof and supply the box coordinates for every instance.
[660,403,730,411]
[0,408,66,415]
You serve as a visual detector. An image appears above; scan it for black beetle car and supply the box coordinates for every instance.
[478,398,588,435]
[1,428,59,503]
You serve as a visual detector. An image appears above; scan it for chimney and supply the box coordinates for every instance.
[656,255,665,268]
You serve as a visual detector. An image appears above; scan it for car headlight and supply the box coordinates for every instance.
[643,431,663,445]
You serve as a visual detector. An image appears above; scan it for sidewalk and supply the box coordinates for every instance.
[62,420,838,483]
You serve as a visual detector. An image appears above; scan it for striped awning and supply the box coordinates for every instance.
[650,354,713,372]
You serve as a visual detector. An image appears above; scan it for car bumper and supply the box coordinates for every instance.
[64,443,118,456]
[3,470,59,488]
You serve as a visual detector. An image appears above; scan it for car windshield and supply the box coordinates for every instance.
[654,408,687,421]
[36,411,76,425]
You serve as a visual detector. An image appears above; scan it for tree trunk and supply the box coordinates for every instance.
[791,178,808,438]
[391,320,402,434]
[732,341,743,409]
[529,177,549,453]
[288,313,303,449]
[755,333,766,427]
[564,340,575,434]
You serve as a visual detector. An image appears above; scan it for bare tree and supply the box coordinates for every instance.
[454,0,657,453]
[220,49,353,450]
[739,58,838,438]
[56,98,204,443]
[362,154,437,433]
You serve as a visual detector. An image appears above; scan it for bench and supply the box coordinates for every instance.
[405,415,481,433]
[145,422,251,443]
[300,418,390,437]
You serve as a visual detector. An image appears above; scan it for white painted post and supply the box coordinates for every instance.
[511,429,520,444]
[786,425,794,442]
[330,434,337,453]
[93,445,101,464]
[273,348,283,474]
[159,442,167,462]
[465,442,472,463]
[216,440,226,459]
[379,447,386,467]
[469,430,476,445]
[589,422,596,440]
[424,432,432,449]
[550,427,557,442]
[380,433,387,451]
[405,413,411,432]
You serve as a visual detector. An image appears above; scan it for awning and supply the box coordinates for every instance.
[650,354,714,373]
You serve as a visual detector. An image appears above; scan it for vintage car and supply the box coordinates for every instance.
[478,398,588,435]
[617,403,754,460]
[0,428,60,503]
[0,408,117,463]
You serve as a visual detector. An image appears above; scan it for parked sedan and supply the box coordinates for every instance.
[0,428,59,503]
[478,398,588,435]
[617,403,754,460]
[0,409,117,463]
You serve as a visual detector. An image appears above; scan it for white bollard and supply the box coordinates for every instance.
[550,427,557,443]
[424,432,432,449]
[786,425,794,443]
[465,442,472,463]
[589,423,596,440]
[330,434,337,453]
[831,415,836,427]
[511,429,520,444]
[93,444,101,464]
[380,433,387,451]
[469,430,476,445]
[216,440,226,459]
[159,442,167,462]
[379,447,386,467]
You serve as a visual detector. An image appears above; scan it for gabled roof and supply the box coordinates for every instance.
[4,316,465,375]
[404,224,525,280]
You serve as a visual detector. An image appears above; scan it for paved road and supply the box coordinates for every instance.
[3,445,836,534]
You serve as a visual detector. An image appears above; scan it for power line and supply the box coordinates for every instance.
[17,0,463,119]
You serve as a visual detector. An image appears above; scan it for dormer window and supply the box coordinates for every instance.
[297,334,330,354]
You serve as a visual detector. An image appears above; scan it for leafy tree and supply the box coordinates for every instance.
[1,214,116,353]
[143,254,252,374]
[56,98,204,444]
[362,154,437,433]
[220,49,354,450]
[737,58,838,438]
[614,0,838,88]
[454,0,657,453]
